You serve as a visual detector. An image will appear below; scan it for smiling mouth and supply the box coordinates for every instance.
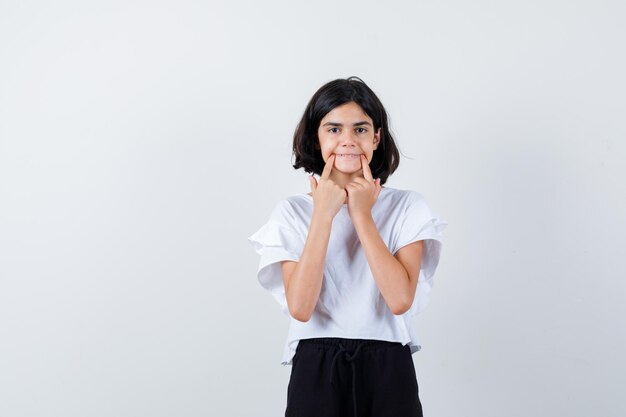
[336,154,360,159]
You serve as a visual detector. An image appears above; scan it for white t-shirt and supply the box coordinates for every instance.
[247,186,448,365]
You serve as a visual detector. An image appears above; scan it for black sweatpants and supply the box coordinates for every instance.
[285,337,423,417]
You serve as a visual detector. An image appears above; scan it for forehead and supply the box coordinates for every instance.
[320,101,372,123]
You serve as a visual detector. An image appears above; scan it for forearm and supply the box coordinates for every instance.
[352,214,413,315]
[286,211,333,321]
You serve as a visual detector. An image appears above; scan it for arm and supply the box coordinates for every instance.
[281,210,333,322]
[280,155,344,322]
[352,214,424,315]
[344,156,424,315]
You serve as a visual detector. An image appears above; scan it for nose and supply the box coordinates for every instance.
[339,130,357,146]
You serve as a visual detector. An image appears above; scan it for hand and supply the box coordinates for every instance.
[309,154,346,220]
[345,154,381,220]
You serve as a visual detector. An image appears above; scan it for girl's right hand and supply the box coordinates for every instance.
[309,154,345,220]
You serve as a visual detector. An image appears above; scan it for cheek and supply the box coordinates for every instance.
[318,137,332,154]
[367,144,376,158]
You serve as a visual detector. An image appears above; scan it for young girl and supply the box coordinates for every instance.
[248,77,447,417]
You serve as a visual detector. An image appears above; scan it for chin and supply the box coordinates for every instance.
[336,167,362,174]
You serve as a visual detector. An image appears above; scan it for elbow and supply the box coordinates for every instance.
[390,298,412,316]
[289,307,312,322]
[288,302,313,322]
[285,287,316,322]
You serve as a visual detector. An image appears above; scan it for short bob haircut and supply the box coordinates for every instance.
[292,76,400,185]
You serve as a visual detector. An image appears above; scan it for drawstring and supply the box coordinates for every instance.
[329,342,365,417]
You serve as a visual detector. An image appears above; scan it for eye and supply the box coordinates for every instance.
[328,127,340,133]
[356,127,368,134]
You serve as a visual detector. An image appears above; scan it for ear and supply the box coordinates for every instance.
[373,128,381,149]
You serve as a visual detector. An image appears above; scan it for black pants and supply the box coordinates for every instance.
[285,337,423,417]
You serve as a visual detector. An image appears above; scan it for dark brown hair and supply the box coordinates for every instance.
[292,76,400,185]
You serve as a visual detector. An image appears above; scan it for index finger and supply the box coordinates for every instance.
[360,155,374,181]
[320,154,335,180]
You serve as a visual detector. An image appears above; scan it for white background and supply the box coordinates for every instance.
[1,1,624,416]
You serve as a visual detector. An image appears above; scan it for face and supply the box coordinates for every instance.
[316,101,381,175]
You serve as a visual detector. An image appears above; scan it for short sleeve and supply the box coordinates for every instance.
[392,192,448,316]
[247,200,305,316]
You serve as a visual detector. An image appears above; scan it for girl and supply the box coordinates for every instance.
[248,76,447,417]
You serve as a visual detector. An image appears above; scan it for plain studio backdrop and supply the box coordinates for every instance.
[0,1,624,416]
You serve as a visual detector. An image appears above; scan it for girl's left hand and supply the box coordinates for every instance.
[345,155,382,220]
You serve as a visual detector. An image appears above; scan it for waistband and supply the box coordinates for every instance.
[298,337,404,417]
[298,337,403,351]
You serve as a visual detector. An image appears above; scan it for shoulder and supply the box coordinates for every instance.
[379,188,438,224]
[280,193,311,211]
[380,186,426,207]
[269,193,310,223]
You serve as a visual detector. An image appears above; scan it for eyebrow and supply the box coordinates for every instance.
[322,121,372,127]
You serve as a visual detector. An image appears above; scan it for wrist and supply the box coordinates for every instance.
[351,211,373,226]
[311,210,334,226]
